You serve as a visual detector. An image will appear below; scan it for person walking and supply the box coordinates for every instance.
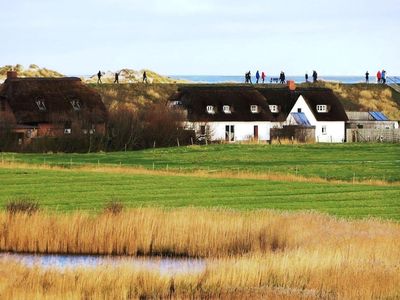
[143,71,148,84]
[381,70,386,84]
[279,71,286,84]
[305,73,309,83]
[365,71,369,84]
[246,71,252,84]
[256,71,260,84]
[261,71,266,84]
[114,72,119,84]
[312,70,318,83]
[97,70,102,84]
[377,70,382,83]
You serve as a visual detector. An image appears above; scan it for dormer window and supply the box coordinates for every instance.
[172,100,182,106]
[70,99,81,111]
[317,105,328,113]
[35,99,46,111]
[223,105,231,114]
[269,105,279,113]
[206,105,215,114]
[251,105,259,114]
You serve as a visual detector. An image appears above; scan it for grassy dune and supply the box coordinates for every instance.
[1,209,399,299]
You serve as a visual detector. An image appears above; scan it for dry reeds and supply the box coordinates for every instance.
[0,209,399,299]
[0,208,399,258]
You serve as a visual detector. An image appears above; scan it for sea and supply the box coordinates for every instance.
[168,75,391,84]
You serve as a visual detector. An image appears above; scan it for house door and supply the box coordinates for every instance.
[254,125,259,140]
[225,125,235,142]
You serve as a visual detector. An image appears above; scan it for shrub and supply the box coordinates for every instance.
[5,199,40,215]
[103,200,124,215]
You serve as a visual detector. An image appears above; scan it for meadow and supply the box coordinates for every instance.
[2,143,400,182]
[0,164,399,219]
[1,143,399,299]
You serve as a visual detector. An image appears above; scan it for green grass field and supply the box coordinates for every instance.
[2,143,400,182]
[0,166,399,220]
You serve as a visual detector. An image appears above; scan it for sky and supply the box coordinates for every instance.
[1,0,399,76]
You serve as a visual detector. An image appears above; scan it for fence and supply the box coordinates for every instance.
[346,128,400,143]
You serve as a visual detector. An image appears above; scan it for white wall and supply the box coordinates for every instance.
[287,96,345,143]
[193,122,271,141]
[315,122,345,143]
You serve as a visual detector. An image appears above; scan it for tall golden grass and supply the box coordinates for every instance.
[0,209,399,298]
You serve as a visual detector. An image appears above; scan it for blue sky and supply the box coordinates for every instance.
[1,0,399,75]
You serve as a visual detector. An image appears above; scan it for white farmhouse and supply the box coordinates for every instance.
[169,86,273,142]
[257,87,348,143]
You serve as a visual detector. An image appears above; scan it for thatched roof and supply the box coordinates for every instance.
[256,87,348,122]
[0,77,107,124]
[171,86,273,122]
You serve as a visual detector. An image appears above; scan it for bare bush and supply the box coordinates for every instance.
[5,199,40,215]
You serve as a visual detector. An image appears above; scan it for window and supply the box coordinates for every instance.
[206,105,215,114]
[316,105,328,113]
[35,99,46,111]
[250,105,259,113]
[64,129,72,135]
[200,125,206,135]
[225,125,235,142]
[297,108,302,113]
[70,99,81,111]
[322,125,327,135]
[269,105,279,113]
[223,105,231,114]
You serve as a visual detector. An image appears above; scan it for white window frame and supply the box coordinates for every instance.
[70,99,81,111]
[206,105,215,114]
[269,105,279,113]
[317,105,328,113]
[251,105,259,114]
[64,128,72,135]
[35,99,46,111]
[322,125,327,135]
[223,105,231,114]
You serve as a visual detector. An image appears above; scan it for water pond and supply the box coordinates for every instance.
[0,253,206,275]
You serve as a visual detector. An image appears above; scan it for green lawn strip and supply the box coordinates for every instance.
[0,167,398,220]
[1,143,399,181]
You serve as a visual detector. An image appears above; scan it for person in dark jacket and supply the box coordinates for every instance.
[97,71,102,84]
[305,73,309,83]
[365,71,369,83]
[143,71,148,84]
[114,72,119,84]
[256,71,260,84]
[312,70,318,83]
[279,71,286,84]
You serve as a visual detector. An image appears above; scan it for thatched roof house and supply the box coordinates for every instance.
[0,72,107,139]
[171,86,273,122]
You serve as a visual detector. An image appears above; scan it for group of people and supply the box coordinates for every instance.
[97,70,148,84]
[245,70,318,84]
[305,70,318,83]
[375,70,387,84]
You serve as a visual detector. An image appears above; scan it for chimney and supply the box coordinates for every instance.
[7,71,17,79]
[288,80,296,91]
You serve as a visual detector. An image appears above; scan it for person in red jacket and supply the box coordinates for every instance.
[377,70,382,83]
[261,72,266,84]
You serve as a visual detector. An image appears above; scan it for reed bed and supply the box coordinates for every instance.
[0,209,399,298]
[1,250,399,299]
[0,208,399,258]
